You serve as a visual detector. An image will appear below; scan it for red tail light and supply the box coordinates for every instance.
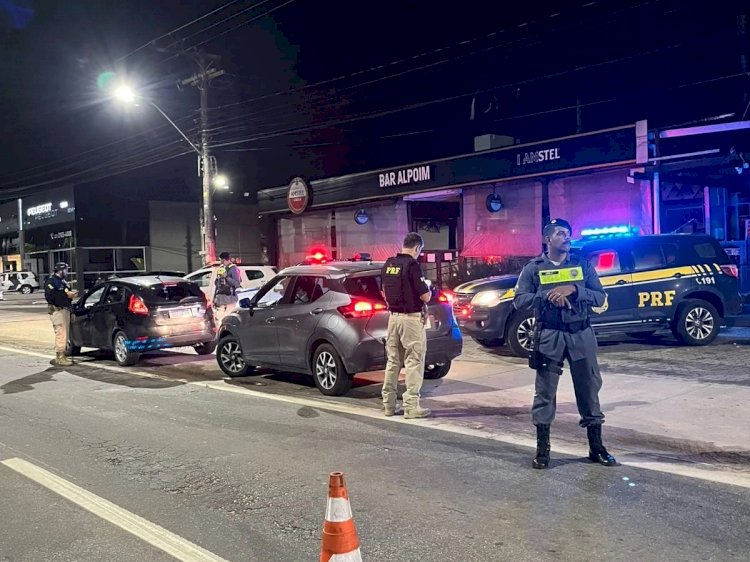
[437,290,454,305]
[720,264,739,278]
[338,299,387,319]
[128,294,149,316]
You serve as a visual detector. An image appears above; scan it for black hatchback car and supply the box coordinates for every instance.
[453,234,743,356]
[215,261,463,396]
[69,276,216,366]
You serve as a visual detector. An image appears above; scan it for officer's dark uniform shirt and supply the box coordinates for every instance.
[45,275,73,308]
[382,254,429,313]
[514,253,606,362]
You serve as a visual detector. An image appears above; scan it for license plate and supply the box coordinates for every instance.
[169,309,193,319]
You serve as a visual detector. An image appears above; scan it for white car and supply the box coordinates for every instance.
[185,264,278,300]
[0,271,40,295]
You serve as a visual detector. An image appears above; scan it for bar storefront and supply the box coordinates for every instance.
[258,122,652,287]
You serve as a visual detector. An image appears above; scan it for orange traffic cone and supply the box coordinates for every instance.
[321,472,362,562]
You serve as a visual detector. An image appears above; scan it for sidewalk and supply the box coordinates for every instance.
[1,308,748,476]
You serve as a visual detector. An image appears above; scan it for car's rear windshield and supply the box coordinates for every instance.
[142,282,204,304]
[343,274,383,301]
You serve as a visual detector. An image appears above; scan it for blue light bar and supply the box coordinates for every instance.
[579,225,638,239]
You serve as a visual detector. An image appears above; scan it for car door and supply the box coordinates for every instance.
[236,275,295,365]
[628,241,682,323]
[185,269,213,299]
[70,285,107,348]
[580,245,639,326]
[91,283,128,348]
[275,276,333,369]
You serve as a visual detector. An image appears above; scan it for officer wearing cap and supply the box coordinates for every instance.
[514,218,616,469]
[381,232,432,419]
[44,262,78,366]
[214,251,242,321]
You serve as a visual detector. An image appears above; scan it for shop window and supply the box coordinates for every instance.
[116,248,145,272]
[586,250,622,275]
[632,243,665,271]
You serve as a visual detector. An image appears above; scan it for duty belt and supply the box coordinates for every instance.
[541,319,591,334]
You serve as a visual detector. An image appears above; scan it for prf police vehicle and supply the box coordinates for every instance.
[453,233,743,357]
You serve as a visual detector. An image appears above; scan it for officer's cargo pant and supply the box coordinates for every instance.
[383,312,426,411]
[50,308,71,354]
[532,330,605,428]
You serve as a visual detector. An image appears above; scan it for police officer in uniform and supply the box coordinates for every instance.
[514,219,616,469]
[45,262,78,367]
[381,232,432,419]
[214,251,242,321]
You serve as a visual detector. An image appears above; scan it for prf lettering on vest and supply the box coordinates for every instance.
[386,266,401,275]
[638,290,676,308]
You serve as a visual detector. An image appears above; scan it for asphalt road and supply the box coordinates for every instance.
[1,348,748,561]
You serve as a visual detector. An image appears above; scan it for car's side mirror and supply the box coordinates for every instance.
[239,298,253,309]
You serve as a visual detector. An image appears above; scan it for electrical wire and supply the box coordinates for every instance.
[114,0,243,63]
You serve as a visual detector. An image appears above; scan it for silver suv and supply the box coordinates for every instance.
[215,261,463,396]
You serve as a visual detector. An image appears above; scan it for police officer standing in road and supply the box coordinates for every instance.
[381,232,432,419]
[214,251,242,321]
[45,262,78,367]
[514,219,617,469]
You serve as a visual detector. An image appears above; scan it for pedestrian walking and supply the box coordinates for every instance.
[381,232,432,419]
[213,251,242,322]
[514,218,617,469]
[44,262,79,367]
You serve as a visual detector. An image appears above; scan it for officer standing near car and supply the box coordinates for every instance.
[45,262,78,367]
[214,251,242,321]
[381,232,432,419]
[514,218,617,469]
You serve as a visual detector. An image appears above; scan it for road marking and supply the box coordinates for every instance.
[1,457,229,562]
[1,344,749,489]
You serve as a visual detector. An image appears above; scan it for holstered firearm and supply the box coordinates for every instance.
[528,302,546,370]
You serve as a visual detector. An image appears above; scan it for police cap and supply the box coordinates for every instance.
[219,252,231,260]
[543,218,572,238]
[53,262,69,272]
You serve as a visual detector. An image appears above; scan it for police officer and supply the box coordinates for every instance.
[214,251,242,321]
[514,219,616,469]
[45,262,78,367]
[381,232,432,419]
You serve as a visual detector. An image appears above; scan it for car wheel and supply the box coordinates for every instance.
[626,330,657,339]
[216,335,255,377]
[20,285,32,295]
[194,341,217,355]
[312,344,352,396]
[672,299,720,346]
[506,310,536,358]
[113,331,140,367]
[424,360,451,379]
[473,337,504,348]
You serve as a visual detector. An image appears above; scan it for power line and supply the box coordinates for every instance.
[190,0,299,50]
[114,0,243,63]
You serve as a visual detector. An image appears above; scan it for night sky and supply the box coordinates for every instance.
[0,0,747,204]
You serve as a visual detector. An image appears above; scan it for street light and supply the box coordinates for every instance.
[110,82,217,263]
[213,174,229,190]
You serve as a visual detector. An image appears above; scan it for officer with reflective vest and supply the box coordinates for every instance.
[381,232,432,419]
[214,251,242,320]
[514,218,617,469]
[44,262,78,367]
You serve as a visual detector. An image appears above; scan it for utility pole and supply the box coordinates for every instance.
[181,51,224,265]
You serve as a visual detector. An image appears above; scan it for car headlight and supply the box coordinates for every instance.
[470,289,512,307]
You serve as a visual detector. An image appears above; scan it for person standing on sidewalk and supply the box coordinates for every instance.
[514,218,617,469]
[44,262,78,367]
[213,252,242,322]
[381,232,432,419]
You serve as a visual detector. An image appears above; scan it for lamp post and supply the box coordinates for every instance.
[112,85,218,264]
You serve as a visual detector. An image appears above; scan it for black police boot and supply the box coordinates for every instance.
[533,424,551,469]
[587,425,617,466]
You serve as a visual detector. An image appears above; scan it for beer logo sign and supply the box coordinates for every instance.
[287,177,309,214]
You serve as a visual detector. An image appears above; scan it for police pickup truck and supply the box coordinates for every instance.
[453,234,743,356]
